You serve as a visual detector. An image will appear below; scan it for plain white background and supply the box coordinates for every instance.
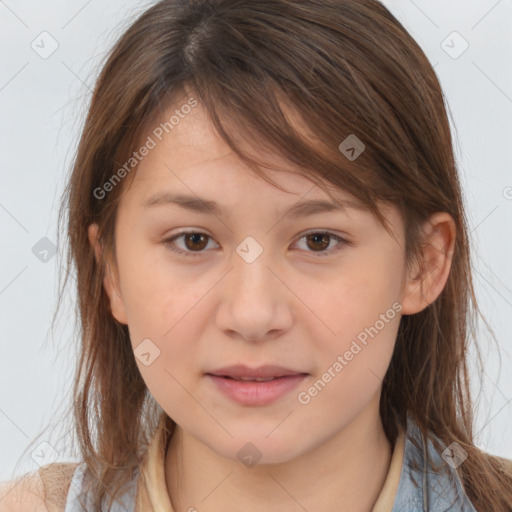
[0,0,511,481]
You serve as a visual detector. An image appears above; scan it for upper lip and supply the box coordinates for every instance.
[207,365,307,379]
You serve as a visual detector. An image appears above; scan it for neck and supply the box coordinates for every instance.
[165,401,392,512]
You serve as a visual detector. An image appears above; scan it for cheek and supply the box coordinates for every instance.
[137,355,199,428]
[299,311,399,425]
[302,254,402,341]
[116,245,201,336]
[131,321,202,422]
[304,245,403,385]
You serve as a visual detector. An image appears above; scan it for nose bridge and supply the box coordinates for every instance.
[231,236,278,307]
[216,235,292,340]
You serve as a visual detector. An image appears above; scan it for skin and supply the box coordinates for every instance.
[88,97,455,512]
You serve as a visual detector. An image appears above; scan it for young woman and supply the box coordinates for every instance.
[2,0,511,511]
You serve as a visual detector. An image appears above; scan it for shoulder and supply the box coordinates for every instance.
[0,470,47,512]
[0,462,80,512]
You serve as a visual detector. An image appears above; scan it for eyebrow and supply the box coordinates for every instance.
[141,192,366,218]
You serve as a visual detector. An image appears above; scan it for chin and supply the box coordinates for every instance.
[210,432,306,467]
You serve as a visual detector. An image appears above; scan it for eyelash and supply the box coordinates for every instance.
[161,230,349,258]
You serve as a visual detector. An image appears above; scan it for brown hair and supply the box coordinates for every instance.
[39,0,512,510]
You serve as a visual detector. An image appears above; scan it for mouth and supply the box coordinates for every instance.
[207,364,307,380]
[205,365,309,406]
[212,375,291,382]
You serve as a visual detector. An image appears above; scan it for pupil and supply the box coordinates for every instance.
[308,234,329,251]
[186,233,207,250]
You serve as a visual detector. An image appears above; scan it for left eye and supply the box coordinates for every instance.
[162,230,348,257]
[294,231,347,255]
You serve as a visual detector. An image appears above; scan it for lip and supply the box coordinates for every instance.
[207,364,305,379]
[206,365,308,406]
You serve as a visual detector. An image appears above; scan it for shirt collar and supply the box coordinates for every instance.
[134,412,476,512]
[391,413,477,511]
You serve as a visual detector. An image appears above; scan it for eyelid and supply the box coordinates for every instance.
[162,229,219,257]
[294,230,348,257]
[161,228,350,258]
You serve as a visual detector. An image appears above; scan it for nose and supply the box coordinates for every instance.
[215,246,293,343]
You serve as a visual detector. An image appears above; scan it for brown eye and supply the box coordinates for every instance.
[162,231,218,257]
[163,230,348,258]
[294,231,347,256]
[305,233,331,252]
[183,233,209,251]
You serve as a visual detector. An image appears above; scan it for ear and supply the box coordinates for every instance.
[87,223,128,325]
[400,212,456,315]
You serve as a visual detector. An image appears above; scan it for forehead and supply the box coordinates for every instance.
[135,84,337,178]
[128,97,364,211]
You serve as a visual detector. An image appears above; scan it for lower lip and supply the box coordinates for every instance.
[206,374,308,406]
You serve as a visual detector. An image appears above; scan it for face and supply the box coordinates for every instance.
[93,98,413,464]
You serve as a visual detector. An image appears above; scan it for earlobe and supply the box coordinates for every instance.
[87,223,128,325]
[400,212,456,315]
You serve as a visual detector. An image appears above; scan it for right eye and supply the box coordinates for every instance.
[161,231,219,257]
